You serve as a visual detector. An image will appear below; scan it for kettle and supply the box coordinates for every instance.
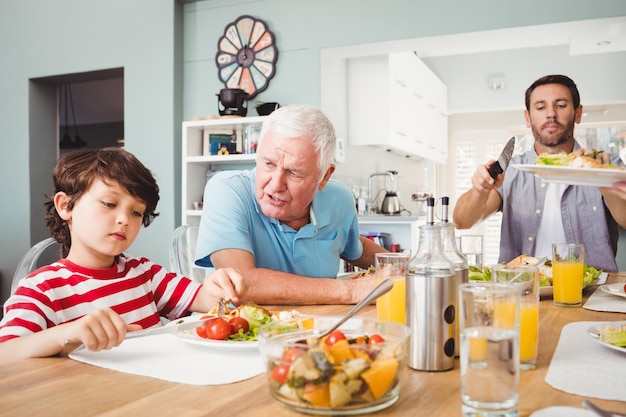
[381,192,401,215]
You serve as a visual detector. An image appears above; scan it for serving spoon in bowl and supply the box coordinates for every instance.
[311,278,394,345]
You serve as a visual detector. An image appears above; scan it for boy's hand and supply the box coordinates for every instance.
[201,267,247,306]
[63,308,140,351]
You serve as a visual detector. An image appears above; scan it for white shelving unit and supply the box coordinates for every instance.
[358,215,423,256]
[182,116,267,225]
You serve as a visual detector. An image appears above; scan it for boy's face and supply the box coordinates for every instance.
[56,178,146,269]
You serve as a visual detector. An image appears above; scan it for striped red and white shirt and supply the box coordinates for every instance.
[0,255,202,342]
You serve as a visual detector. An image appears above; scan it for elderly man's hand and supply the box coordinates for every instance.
[351,275,377,304]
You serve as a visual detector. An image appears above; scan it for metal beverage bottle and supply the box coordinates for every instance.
[406,197,455,371]
[438,196,468,357]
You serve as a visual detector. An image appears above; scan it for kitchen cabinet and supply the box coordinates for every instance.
[181,116,267,225]
[347,52,448,163]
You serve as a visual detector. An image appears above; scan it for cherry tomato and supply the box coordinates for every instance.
[204,317,231,340]
[196,324,207,339]
[282,347,305,364]
[325,330,347,346]
[228,317,250,335]
[368,334,385,345]
[271,364,290,384]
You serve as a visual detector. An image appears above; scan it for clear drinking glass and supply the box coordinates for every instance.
[459,282,520,417]
[460,235,483,269]
[552,243,585,307]
[375,253,410,324]
[492,265,539,370]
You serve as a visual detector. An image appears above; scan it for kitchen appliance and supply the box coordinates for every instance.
[488,136,515,179]
[216,88,249,117]
[406,197,456,371]
[368,170,403,215]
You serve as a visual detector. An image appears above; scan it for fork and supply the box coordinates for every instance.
[583,399,626,417]
[218,298,229,316]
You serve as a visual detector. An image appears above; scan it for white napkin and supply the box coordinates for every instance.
[69,334,265,385]
[545,321,626,401]
[584,285,626,313]
[529,406,596,417]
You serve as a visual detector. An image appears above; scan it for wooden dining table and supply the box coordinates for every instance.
[1,273,625,417]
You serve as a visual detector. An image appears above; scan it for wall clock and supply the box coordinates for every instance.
[215,15,278,100]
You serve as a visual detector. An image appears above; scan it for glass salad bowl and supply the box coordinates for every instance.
[258,316,411,415]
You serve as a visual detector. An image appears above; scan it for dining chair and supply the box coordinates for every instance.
[169,224,207,282]
[11,238,63,294]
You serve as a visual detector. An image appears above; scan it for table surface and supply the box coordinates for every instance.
[1,273,625,417]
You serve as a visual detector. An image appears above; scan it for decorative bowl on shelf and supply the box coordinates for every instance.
[258,316,410,415]
[256,102,280,116]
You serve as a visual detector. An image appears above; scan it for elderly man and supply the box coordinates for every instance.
[195,104,385,304]
[453,74,626,271]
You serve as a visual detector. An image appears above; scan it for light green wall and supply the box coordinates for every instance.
[2,0,626,305]
[0,0,182,304]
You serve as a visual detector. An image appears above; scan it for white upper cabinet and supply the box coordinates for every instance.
[347,52,448,163]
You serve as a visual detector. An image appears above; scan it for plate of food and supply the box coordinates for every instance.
[587,321,626,354]
[176,302,303,351]
[511,150,626,187]
[600,283,626,299]
[467,255,606,298]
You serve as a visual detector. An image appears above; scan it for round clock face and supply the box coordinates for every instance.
[215,15,278,100]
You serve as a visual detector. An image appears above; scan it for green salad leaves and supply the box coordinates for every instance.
[468,263,602,288]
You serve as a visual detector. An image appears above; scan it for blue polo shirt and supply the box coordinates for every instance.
[195,169,363,277]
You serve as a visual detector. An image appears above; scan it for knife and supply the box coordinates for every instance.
[125,316,217,339]
[487,137,515,179]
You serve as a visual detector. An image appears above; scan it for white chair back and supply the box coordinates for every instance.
[12,238,63,294]
[168,225,207,282]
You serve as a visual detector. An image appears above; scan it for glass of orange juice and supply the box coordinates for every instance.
[551,243,585,307]
[492,265,540,370]
[375,253,410,324]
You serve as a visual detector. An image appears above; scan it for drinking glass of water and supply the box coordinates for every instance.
[458,282,520,417]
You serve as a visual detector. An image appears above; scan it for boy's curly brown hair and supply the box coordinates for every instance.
[44,147,160,257]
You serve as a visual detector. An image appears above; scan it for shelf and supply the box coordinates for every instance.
[182,116,267,225]
[186,154,256,164]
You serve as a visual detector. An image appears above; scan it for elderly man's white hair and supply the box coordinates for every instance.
[259,104,337,183]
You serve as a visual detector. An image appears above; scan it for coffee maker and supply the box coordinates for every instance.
[216,88,249,117]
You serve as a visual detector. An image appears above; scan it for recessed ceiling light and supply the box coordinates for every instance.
[597,40,611,47]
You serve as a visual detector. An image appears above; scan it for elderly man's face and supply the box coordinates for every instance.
[255,131,333,230]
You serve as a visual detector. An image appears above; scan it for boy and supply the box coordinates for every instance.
[0,148,246,364]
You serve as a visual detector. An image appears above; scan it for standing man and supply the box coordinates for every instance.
[453,74,626,271]
[195,104,385,304]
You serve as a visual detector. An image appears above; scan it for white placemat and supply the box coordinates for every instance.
[584,286,626,313]
[70,334,265,385]
[545,321,626,401]
[529,406,595,417]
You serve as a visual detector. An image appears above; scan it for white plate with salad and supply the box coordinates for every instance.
[511,164,626,187]
[177,330,259,351]
[174,303,303,351]
[587,321,626,354]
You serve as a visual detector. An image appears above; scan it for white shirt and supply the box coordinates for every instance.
[534,182,567,259]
